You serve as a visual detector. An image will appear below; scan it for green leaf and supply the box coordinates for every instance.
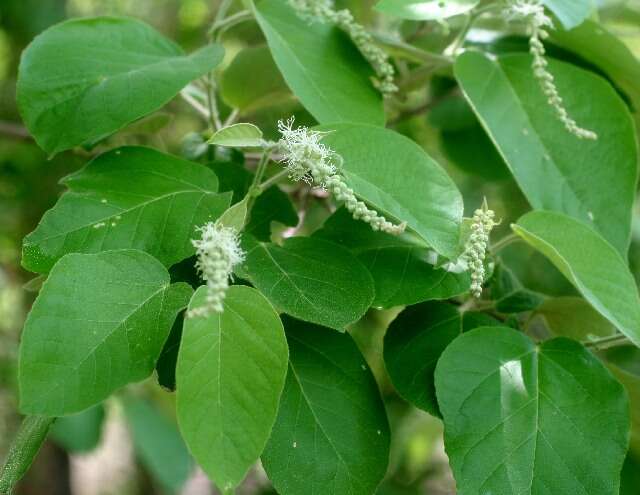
[315,208,469,308]
[455,52,638,255]
[208,123,264,148]
[384,301,461,416]
[241,236,375,331]
[320,123,464,259]
[550,20,640,113]
[494,289,545,314]
[262,316,390,495]
[17,17,224,155]
[375,0,479,20]
[536,296,616,341]
[176,285,288,490]
[124,398,193,494]
[19,250,192,416]
[435,326,630,495]
[217,198,249,232]
[220,45,291,113]
[513,211,640,348]
[542,0,594,30]
[22,146,231,274]
[49,404,105,453]
[254,0,385,125]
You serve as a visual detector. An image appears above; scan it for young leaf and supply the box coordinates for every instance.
[455,52,638,255]
[262,316,390,495]
[208,123,264,148]
[253,0,385,125]
[435,326,630,495]
[49,404,105,453]
[384,301,461,416]
[513,211,640,348]
[19,250,192,416]
[241,236,375,331]
[17,17,224,155]
[320,123,464,259]
[542,0,594,30]
[124,397,193,494]
[375,0,479,20]
[176,285,288,491]
[22,146,231,274]
[315,208,469,308]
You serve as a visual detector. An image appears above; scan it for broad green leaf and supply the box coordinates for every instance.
[17,17,224,155]
[320,123,464,259]
[241,236,375,331]
[384,302,461,416]
[124,398,193,494]
[494,289,545,314]
[22,146,231,274]
[315,208,469,308]
[49,404,105,453]
[536,296,615,341]
[176,286,288,490]
[375,0,479,20]
[208,123,264,148]
[513,211,640,348]
[220,45,291,112]
[550,20,640,113]
[156,314,184,392]
[455,52,638,254]
[254,0,385,125]
[262,316,390,495]
[435,326,630,495]
[217,198,249,232]
[542,0,594,29]
[19,250,192,416]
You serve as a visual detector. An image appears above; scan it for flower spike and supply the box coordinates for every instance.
[462,199,499,298]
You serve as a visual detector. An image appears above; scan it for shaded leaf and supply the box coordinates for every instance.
[375,0,480,20]
[49,404,105,453]
[542,0,594,30]
[536,296,615,341]
[208,123,264,148]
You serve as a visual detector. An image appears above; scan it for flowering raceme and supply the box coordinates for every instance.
[287,0,397,95]
[506,0,597,140]
[188,222,245,317]
[278,118,406,235]
[462,201,499,298]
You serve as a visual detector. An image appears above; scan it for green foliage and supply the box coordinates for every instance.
[176,285,288,490]
[436,326,630,494]
[5,2,640,494]
[17,17,223,155]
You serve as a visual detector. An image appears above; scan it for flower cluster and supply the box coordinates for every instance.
[462,201,498,298]
[287,0,397,95]
[278,118,406,235]
[505,0,597,140]
[188,222,245,318]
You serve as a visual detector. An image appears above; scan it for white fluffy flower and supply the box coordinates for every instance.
[462,201,498,298]
[188,222,244,317]
[278,118,406,235]
[505,0,597,140]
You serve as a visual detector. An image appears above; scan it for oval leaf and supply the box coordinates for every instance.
[208,123,264,148]
[22,146,231,274]
[17,17,224,155]
[384,301,461,416]
[435,326,630,495]
[241,236,375,331]
[49,404,105,453]
[542,0,593,30]
[320,123,464,259]
[513,211,640,348]
[455,52,638,255]
[254,0,385,125]
[375,0,479,20]
[176,285,288,491]
[262,316,390,495]
[19,250,192,416]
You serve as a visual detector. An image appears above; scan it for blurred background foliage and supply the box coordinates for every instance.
[1,0,640,494]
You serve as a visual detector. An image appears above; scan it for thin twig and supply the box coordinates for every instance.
[0,120,31,139]
[180,91,210,119]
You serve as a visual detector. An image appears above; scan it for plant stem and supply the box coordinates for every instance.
[209,10,253,41]
[584,334,630,350]
[0,416,55,495]
[180,90,210,119]
[205,74,222,131]
[371,33,453,65]
[491,233,520,253]
[245,150,272,218]
[257,168,289,193]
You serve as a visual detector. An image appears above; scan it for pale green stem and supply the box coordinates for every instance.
[491,233,520,253]
[584,333,630,350]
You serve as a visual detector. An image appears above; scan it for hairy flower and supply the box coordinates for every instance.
[287,0,397,95]
[505,0,597,140]
[188,222,244,317]
[462,201,498,298]
[278,118,406,235]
